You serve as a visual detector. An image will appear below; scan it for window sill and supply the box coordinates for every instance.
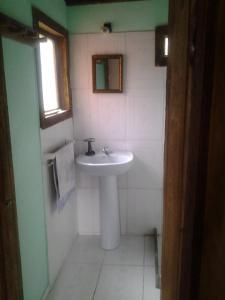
[40,109,72,129]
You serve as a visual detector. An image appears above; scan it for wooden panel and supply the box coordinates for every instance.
[0,38,23,300]
[161,1,191,300]
[65,0,144,6]
[162,0,224,300]
[198,0,225,298]
[181,1,219,298]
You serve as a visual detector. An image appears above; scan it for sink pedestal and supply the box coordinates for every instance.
[76,150,134,250]
[99,176,120,250]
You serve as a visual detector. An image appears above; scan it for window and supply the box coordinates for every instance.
[33,8,72,129]
[155,25,168,66]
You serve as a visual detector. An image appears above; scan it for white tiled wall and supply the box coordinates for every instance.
[70,32,166,235]
[40,119,78,285]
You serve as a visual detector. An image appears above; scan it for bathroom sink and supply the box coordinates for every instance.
[76,151,134,176]
[76,150,134,250]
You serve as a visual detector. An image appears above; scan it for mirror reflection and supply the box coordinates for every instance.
[92,55,123,93]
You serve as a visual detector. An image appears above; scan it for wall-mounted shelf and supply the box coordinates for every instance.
[0,13,42,47]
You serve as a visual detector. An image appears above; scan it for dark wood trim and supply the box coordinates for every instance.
[40,110,73,129]
[65,0,145,6]
[32,8,73,129]
[162,1,223,300]
[155,25,168,66]
[0,37,23,300]
[32,7,68,37]
[0,12,41,46]
[181,1,218,299]
[161,1,191,299]
[92,54,123,93]
[197,0,225,298]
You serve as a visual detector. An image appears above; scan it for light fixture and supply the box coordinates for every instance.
[101,22,112,34]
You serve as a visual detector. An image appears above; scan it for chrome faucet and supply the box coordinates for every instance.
[102,146,111,155]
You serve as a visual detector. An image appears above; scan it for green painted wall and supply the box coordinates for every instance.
[2,37,48,300]
[0,1,68,299]
[0,0,67,28]
[67,0,168,33]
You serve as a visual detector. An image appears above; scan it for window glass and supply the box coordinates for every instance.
[39,37,59,112]
[164,36,169,57]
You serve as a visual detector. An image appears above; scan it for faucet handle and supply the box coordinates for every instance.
[83,138,95,142]
[83,138,95,156]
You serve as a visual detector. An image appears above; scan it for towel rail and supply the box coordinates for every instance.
[45,140,75,167]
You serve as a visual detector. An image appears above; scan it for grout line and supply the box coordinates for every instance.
[91,250,106,300]
[153,228,160,289]
[142,237,145,300]
[102,263,145,267]
[142,236,146,300]
[142,267,145,300]
[143,236,146,266]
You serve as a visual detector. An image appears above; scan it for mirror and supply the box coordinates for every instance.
[155,25,168,66]
[92,54,123,93]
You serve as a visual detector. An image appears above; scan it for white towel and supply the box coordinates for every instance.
[53,142,76,211]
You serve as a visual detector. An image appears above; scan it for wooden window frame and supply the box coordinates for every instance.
[32,8,72,129]
[155,25,168,66]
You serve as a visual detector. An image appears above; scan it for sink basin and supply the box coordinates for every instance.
[76,150,134,250]
[76,151,134,176]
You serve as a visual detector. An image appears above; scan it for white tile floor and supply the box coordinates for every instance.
[47,236,160,300]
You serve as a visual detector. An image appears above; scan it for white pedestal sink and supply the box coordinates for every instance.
[76,151,134,250]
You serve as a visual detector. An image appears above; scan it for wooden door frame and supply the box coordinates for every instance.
[162,1,224,300]
[0,37,23,299]
[197,0,225,298]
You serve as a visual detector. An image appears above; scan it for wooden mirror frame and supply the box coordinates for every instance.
[92,54,123,93]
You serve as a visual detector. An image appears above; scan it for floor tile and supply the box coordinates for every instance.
[144,236,155,266]
[94,265,143,300]
[103,236,144,266]
[47,263,101,300]
[66,235,105,264]
[143,267,160,300]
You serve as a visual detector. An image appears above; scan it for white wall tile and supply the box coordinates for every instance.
[76,171,99,189]
[90,94,127,140]
[127,141,164,189]
[119,189,127,235]
[40,119,78,285]
[70,35,90,89]
[72,89,93,139]
[77,189,100,235]
[71,31,166,235]
[127,89,165,140]
[125,32,155,90]
[127,189,162,234]
[87,33,126,55]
